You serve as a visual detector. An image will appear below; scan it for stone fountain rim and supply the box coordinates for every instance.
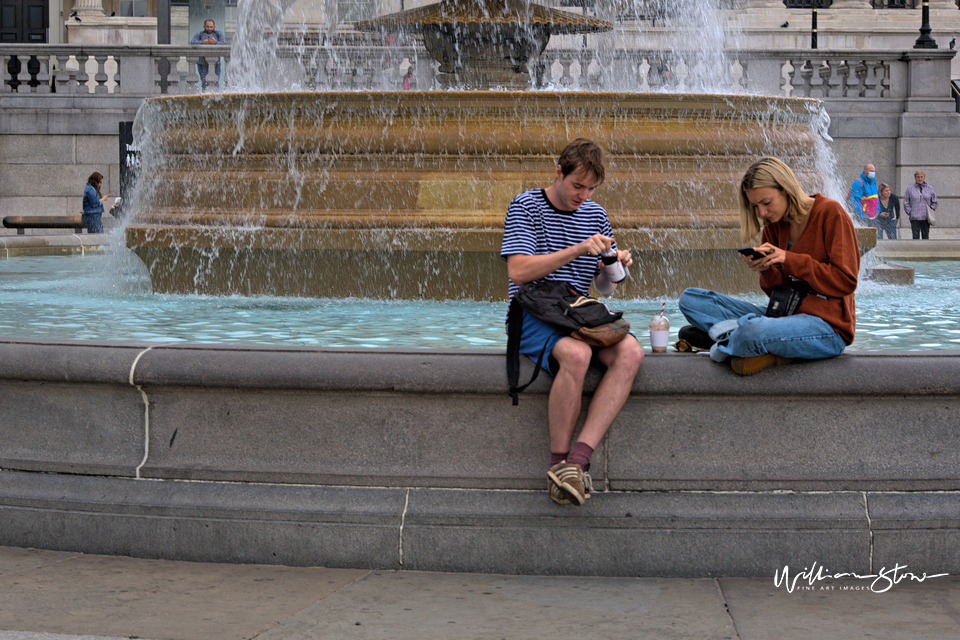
[143,90,824,114]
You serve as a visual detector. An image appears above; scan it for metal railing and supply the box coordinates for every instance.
[871,0,916,8]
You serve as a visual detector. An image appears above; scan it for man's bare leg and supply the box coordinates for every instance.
[546,336,643,505]
[576,336,644,449]
[546,337,593,455]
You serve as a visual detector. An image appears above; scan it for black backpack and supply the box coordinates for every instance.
[506,280,629,405]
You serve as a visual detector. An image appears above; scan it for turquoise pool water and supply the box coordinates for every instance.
[0,252,957,351]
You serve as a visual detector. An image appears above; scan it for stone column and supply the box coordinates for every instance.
[899,50,960,228]
[71,0,105,16]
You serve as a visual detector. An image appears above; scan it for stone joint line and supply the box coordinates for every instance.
[129,345,158,480]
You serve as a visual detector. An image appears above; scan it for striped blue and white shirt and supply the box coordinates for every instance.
[500,188,615,301]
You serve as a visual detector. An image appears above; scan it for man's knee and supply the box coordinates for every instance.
[615,336,644,372]
[552,338,592,374]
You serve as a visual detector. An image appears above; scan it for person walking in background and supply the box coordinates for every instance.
[849,163,878,228]
[876,182,899,240]
[903,170,938,240]
[82,172,109,234]
[190,19,226,91]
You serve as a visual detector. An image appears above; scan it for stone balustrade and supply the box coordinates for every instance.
[0,43,925,99]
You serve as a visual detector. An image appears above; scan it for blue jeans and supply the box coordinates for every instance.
[81,213,103,233]
[678,288,846,360]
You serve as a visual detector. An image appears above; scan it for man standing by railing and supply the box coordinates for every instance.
[190,19,226,91]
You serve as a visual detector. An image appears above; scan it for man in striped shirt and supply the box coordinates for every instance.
[501,139,644,506]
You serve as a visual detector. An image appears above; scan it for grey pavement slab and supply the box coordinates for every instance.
[253,570,738,640]
[719,575,960,640]
[1,547,960,640]
[0,547,366,640]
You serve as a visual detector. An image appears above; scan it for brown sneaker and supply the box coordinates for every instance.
[548,470,593,505]
[548,462,590,505]
[730,353,792,376]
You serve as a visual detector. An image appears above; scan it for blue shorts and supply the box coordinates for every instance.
[518,310,604,376]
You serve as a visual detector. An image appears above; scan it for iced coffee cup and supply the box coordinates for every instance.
[649,314,670,353]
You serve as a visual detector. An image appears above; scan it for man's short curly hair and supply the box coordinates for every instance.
[557,138,605,185]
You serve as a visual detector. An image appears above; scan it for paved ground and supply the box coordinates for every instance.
[0,546,958,640]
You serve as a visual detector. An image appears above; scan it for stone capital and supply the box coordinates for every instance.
[72,0,105,16]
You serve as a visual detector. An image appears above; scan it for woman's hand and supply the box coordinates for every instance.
[741,243,786,272]
[100,193,110,203]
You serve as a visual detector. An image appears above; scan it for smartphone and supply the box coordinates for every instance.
[738,247,766,261]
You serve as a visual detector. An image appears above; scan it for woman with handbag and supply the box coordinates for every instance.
[903,170,937,240]
[81,172,110,234]
[677,157,859,375]
[876,183,899,240]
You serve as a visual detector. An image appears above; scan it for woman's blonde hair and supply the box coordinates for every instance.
[738,157,814,244]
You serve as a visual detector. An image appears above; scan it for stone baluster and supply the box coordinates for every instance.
[567,59,582,88]
[34,55,53,94]
[791,58,812,97]
[870,61,889,98]
[805,59,825,97]
[52,54,71,93]
[588,58,603,89]
[850,59,869,98]
[182,55,200,94]
[636,57,651,91]
[824,59,847,97]
[14,55,31,92]
[0,55,9,93]
[730,58,746,92]
[779,60,793,96]
[74,54,90,93]
[674,57,688,92]
[93,54,109,93]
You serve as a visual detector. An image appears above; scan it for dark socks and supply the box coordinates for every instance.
[566,442,594,471]
[550,451,567,467]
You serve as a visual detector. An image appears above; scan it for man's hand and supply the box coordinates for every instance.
[575,234,614,258]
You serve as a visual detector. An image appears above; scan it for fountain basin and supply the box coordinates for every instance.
[127,90,842,299]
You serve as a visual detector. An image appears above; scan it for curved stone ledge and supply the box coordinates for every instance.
[1,338,958,576]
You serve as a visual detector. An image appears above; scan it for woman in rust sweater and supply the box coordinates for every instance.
[678,157,859,375]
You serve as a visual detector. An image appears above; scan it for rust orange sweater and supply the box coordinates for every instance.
[759,194,859,345]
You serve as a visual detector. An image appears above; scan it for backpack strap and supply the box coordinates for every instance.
[506,298,550,406]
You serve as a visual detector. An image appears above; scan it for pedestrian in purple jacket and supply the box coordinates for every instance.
[903,170,938,240]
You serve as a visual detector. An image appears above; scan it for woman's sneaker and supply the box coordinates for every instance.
[730,354,792,375]
[677,325,715,351]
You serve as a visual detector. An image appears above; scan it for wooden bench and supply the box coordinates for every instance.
[2,216,86,235]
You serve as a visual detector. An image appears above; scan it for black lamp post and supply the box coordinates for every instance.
[914,0,939,49]
[811,0,818,50]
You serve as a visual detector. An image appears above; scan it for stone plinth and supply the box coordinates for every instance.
[1,339,958,576]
